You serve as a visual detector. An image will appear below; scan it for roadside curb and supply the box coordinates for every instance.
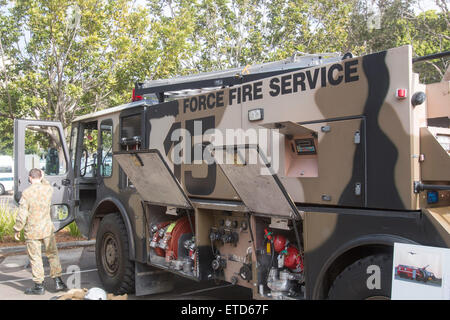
[0,240,96,255]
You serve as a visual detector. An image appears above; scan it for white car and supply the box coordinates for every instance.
[0,155,14,195]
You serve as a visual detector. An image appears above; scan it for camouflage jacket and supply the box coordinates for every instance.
[14,179,54,240]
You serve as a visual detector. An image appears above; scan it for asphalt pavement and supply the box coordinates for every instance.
[0,245,252,300]
[0,193,252,300]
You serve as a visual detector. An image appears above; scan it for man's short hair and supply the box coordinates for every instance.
[29,168,42,179]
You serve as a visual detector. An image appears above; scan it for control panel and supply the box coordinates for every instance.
[209,212,254,289]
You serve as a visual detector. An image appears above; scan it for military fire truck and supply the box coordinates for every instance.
[395,264,437,282]
[14,45,449,299]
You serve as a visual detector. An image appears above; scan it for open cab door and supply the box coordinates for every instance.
[14,119,75,231]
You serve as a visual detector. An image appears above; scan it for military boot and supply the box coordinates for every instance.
[25,283,45,295]
[54,277,67,292]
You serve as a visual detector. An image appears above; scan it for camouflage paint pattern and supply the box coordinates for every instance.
[143,45,444,211]
[77,45,449,216]
[14,179,55,240]
[65,45,449,298]
[74,45,449,239]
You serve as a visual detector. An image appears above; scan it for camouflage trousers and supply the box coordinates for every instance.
[26,234,62,284]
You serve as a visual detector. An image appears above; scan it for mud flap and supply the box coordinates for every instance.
[423,206,450,247]
[213,145,301,219]
[114,150,192,209]
[135,262,175,296]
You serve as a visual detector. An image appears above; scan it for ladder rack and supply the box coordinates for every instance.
[135,52,346,102]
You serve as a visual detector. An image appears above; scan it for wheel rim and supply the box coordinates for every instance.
[102,232,119,276]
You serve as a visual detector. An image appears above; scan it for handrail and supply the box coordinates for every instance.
[412,51,450,63]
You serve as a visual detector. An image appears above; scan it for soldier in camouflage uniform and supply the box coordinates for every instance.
[14,168,67,295]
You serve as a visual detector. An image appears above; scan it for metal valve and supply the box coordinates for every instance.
[211,256,227,271]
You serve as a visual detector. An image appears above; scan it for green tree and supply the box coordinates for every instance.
[0,0,448,159]
[0,0,153,127]
[173,0,448,81]
[0,0,197,154]
[348,0,449,83]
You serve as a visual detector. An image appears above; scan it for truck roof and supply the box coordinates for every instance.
[73,52,344,123]
[72,100,152,122]
[136,52,343,100]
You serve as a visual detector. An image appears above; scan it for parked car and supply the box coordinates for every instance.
[0,156,14,195]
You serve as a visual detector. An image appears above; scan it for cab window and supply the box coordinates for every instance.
[24,125,68,175]
[100,120,113,178]
[120,114,142,151]
[120,110,144,188]
[79,122,98,178]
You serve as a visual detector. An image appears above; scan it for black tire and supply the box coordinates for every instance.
[328,254,393,300]
[0,184,5,195]
[96,213,135,294]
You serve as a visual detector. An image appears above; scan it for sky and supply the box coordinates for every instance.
[132,0,445,15]
[413,0,442,13]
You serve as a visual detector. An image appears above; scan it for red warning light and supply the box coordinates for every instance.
[396,88,407,99]
[132,88,143,102]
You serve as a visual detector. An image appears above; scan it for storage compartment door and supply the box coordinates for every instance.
[114,150,192,209]
[213,145,300,218]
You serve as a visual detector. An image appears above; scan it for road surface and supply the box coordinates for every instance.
[0,194,252,300]
[0,245,252,300]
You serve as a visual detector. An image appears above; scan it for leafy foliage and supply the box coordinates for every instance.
[65,221,83,238]
[0,199,23,242]
[0,0,448,155]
